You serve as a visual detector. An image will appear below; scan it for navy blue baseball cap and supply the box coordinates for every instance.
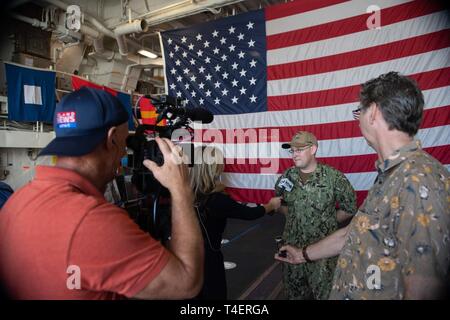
[39,87,129,157]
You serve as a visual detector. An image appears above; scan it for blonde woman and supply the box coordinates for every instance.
[190,146,282,299]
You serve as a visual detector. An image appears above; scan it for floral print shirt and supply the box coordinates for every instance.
[329,140,450,299]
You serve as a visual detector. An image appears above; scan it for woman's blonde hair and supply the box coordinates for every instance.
[189,146,225,197]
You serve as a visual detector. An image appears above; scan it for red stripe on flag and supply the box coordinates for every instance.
[265,0,348,21]
[223,155,378,174]
[196,105,450,144]
[268,67,450,111]
[266,0,445,50]
[424,145,450,165]
[355,190,369,208]
[268,30,450,81]
[420,105,450,129]
[195,120,360,143]
[268,84,360,111]
[223,145,450,175]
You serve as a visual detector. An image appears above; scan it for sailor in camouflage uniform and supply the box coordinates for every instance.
[275,131,357,300]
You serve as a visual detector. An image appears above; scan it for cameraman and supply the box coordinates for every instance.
[0,87,203,299]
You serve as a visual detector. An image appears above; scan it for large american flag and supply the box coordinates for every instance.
[160,0,450,206]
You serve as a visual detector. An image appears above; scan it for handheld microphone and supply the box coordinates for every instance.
[277,178,294,192]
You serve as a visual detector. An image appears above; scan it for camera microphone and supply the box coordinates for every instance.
[145,94,182,107]
[144,94,214,124]
[174,107,214,124]
[157,106,214,124]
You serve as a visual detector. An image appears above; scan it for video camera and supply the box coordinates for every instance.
[124,94,213,240]
[126,95,213,193]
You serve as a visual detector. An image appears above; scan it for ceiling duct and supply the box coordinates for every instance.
[42,0,154,58]
[114,19,148,36]
[114,19,148,56]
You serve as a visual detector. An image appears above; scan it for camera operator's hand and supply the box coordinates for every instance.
[138,137,202,300]
[143,137,192,197]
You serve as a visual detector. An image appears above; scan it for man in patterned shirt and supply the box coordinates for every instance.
[274,131,357,300]
[275,72,450,299]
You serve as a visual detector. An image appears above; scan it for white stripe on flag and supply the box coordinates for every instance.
[268,47,450,96]
[222,165,450,191]
[199,126,450,159]
[195,86,450,130]
[222,171,378,191]
[266,0,411,36]
[267,11,450,66]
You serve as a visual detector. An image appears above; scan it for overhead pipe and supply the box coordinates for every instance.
[121,63,140,91]
[120,57,163,91]
[10,13,47,29]
[86,16,115,38]
[127,55,163,66]
[114,19,148,36]
[88,49,116,61]
[79,25,101,40]
[121,0,240,29]
[132,0,193,21]
[116,35,129,56]
[113,19,148,56]
[88,49,162,65]
[93,37,104,53]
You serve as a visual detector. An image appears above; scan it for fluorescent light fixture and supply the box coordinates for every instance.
[138,49,157,59]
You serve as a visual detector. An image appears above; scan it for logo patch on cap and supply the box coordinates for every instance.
[56,111,77,128]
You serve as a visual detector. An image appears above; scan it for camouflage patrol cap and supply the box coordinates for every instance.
[282,131,318,149]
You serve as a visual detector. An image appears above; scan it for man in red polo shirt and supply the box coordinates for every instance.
[0,87,203,299]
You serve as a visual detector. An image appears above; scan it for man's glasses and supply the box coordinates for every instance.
[288,145,312,154]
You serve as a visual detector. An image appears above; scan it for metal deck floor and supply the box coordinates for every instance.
[221,211,286,300]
